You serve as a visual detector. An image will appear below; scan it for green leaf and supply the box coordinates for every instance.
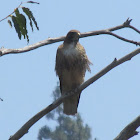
[22,7,33,31]
[22,7,39,31]
[8,19,12,28]
[27,1,40,4]
[11,15,21,40]
[16,13,29,42]
[30,13,39,30]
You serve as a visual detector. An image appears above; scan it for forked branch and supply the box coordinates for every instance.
[1,18,140,56]
[9,47,140,140]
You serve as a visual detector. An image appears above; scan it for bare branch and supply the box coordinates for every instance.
[9,47,140,140]
[78,47,140,91]
[0,36,65,56]
[123,18,132,26]
[129,25,140,34]
[114,116,140,140]
[106,32,140,46]
[9,96,64,140]
[1,18,140,57]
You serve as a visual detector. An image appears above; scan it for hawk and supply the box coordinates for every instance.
[55,30,92,115]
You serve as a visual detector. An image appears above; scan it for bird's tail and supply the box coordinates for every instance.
[63,92,81,115]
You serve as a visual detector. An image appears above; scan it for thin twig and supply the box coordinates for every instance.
[114,116,140,140]
[106,32,140,45]
[9,47,140,140]
[0,2,22,22]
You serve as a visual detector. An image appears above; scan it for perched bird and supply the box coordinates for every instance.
[55,30,92,115]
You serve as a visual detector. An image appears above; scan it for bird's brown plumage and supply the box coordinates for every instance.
[55,30,92,115]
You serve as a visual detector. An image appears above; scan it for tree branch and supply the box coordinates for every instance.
[114,115,140,140]
[1,18,140,57]
[9,47,140,140]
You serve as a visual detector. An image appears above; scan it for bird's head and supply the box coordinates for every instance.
[64,30,81,44]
